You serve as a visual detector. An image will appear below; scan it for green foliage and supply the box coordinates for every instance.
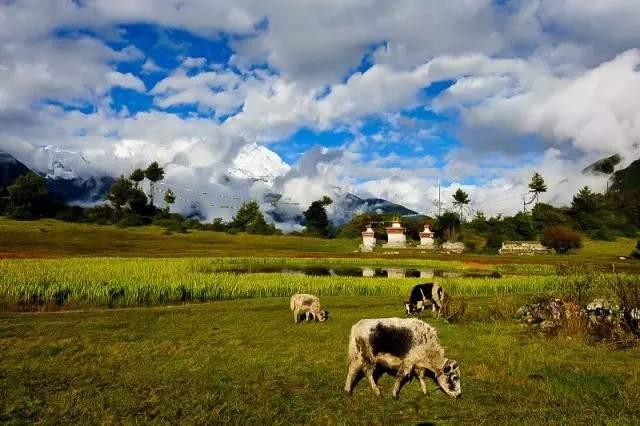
[528,172,548,196]
[461,231,487,253]
[211,217,228,232]
[611,159,640,192]
[144,162,165,204]
[452,188,470,219]
[108,176,151,218]
[117,213,150,228]
[128,187,149,215]
[434,212,461,241]
[303,196,333,237]
[129,168,145,187]
[7,172,49,219]
[532,203,571,231]
[144,161,165,183]
[108,176,134,211]
[230,200,276,235]
[587,227,616,241]
[83,205,115,225]
[572,186,605,214]
[541,226,582,254]
[163,188,176,211]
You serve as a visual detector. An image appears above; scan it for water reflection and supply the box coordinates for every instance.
[222,265,501,279]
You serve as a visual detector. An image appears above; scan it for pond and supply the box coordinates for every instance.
[220,266,502,279]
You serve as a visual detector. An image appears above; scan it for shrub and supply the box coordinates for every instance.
[461,232,486,253]
[541,226,582,254]
[588,227,615,241]
[631,241,640,260]
[117,213,150,228]
[485,233,505,253]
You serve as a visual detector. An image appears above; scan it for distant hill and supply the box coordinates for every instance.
[611,158,640,192]
[0,151,31,190]
[0,151,113,203]
[582,154,622,175]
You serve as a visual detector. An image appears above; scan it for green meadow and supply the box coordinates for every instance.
[0,218,639,424]
[2,297,639,424]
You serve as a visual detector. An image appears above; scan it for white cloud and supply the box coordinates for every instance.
[1,0,640,224]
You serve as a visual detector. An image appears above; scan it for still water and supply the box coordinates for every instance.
[221,266,501,279]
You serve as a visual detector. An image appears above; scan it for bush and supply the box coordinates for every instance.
[117,213,150,228]
[461,232,486,253]
[541,226,582,254]
[588,227,616,241]
[632,241,640,260]
[153,217,187,233]
[485,233,505,253]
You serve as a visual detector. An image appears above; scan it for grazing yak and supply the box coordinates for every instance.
[289,294,329,323]
[344,318,461,399]
[405,283,445,317]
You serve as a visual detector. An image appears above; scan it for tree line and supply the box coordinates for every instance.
[1,165,639,252]
[335,172,640,254]
[0,162,335,237]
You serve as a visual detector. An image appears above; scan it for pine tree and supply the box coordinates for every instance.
[108,176,134,212]
[144,162,165,205]
[528,172,547,204]
[303,196,333,237]
[163,188,176,212]
[7,172,49,219]
[452,188,470,220]
[130,168,145,189]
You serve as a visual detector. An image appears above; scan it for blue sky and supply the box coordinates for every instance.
[1,1,639,218]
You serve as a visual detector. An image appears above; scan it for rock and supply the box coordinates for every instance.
[441,241,465,254]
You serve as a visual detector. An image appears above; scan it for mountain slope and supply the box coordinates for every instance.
[0,151,31,189]
[611,158,640,192]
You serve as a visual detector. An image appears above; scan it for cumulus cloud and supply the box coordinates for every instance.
[1,0,640,223]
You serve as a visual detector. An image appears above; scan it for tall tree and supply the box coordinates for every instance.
[229,200,275,234]
[452,188,470,220]
[230,200,263,231]
[528,172,547,204]
[163,188,176,211]
[130,168,145,189]
[144,162,165,205]
[571,186,605,214]
[303,196,333,237]
[108,176,134,212]
[7,172,49,219]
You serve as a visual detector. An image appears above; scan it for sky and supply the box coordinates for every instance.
[1,0,640,220]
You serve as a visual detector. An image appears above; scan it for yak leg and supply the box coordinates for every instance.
[363,365,381,397]
[344,359,363,394]
[293,308,300,323]
[392,365,413,400]
[417,368,428,395]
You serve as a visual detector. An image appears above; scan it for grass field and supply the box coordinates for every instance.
[2,297,639,424]
[1,218,637,270]
[1,218,639,424]
[1,256,628,310]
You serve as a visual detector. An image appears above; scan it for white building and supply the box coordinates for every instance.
[384,218,406,247]
[419,224,436,248]
[360,224,376,252]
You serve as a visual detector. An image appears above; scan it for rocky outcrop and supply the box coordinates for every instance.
[499,241,554,255]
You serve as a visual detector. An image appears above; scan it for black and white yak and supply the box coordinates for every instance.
[344,317,462,399]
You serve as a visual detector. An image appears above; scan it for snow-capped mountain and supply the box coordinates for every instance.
[33,145,94,180]
[227,142,291,184]
[2,145,419,226]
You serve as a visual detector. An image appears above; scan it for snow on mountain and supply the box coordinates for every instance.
[227,142,291,184]
[33,145,93,180]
